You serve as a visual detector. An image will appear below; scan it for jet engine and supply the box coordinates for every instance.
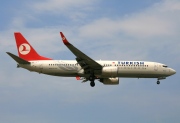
[100,77,119,85]
[101,67,118,77]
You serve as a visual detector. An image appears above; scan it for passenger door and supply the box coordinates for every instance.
[154,63,158,71]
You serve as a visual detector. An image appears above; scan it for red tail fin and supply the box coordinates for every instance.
[14,32,52,61]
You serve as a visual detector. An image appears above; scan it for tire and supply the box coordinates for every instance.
[157,81,160,85]
[90,81,95,87]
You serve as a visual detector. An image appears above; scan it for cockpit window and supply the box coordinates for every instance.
[163,65,168,68]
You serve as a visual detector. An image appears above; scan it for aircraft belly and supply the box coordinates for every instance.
[44,73,77,77]
[117,68,165,78]
[118,71,166,78]
[117,73,163,78]
[42,66,79,76]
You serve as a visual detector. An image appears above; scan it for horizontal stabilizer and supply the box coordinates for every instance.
[6,52,30,64]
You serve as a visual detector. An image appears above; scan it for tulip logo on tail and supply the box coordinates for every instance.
[19,43,31,55]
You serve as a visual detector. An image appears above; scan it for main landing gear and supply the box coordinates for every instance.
[157,80,160,85]
[89,75,95,87]
[90,81,95,87]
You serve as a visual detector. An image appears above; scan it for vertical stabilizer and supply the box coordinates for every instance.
[14,32,52,61]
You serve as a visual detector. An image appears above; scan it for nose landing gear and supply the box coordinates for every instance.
[156,77,166,85]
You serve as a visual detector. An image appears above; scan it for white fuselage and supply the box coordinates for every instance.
[19,60,175,79]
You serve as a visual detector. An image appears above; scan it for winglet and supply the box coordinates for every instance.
[60,32,71,45]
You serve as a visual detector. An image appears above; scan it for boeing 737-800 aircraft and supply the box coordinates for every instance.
[7,32,176,87]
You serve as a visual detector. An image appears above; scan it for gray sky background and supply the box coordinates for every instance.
[0,0,180,123]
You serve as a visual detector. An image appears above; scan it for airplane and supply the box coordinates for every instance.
[6,32,176,87]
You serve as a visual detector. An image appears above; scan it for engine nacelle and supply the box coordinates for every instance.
[100,77,119,85]
[101,67,118,77]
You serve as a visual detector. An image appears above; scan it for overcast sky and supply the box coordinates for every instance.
[0,0,180,123]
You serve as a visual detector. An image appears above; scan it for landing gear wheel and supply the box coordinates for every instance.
[157,81,160,85]
[90,81,95,87]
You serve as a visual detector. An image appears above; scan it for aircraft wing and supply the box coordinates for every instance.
[60,32,102,73]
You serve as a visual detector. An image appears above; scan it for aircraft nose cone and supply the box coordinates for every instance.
[171,69,176,75]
